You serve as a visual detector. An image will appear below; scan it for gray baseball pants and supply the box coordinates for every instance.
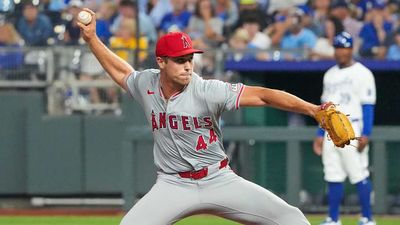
[120,168,310,225]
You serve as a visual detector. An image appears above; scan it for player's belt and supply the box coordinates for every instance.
[178,158,229,180]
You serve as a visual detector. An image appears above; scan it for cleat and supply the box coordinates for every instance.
[358,217,377,225]
[319,217,342,225]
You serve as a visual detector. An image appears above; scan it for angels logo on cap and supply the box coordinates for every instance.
[156,32,203,57]
[181,35,190,49]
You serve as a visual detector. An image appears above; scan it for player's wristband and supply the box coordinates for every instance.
[316,127,325,137]
[362,104,374,136]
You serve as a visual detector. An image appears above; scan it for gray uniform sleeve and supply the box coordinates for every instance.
[204,79,244,112]
[125,71,141,99]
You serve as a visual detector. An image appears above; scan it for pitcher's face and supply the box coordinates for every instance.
[158,54,194,87]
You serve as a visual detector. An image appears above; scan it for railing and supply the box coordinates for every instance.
[122,126,400,213]
[0,47,55,85]
[0,46,123,115]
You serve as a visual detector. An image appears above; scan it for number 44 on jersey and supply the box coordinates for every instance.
[196,129,218,151]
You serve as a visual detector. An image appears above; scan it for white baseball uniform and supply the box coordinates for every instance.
[120,69,310,225]
[320,62,376,184]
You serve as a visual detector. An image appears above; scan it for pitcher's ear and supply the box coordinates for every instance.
[156,57,168,69]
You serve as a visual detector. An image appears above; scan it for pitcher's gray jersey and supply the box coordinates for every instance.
[126,69,244,173]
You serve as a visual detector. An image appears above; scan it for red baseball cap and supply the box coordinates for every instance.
[155,32,203,57]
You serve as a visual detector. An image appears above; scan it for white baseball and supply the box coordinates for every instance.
[78,11,92,25]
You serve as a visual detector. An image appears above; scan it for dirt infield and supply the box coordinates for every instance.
[0,208,124,216]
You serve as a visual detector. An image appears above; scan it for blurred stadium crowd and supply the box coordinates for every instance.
[1,0,400,114]
[2,0,400,61]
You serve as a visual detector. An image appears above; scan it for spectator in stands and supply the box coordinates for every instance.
[237,0,269,30]
[267,8,291,47]
[183,0,222,78]
[347,0,384,21]
[214,0,239,35]
[62,0,84,45]
[386,29,400,60]
[147,0,172,28]
[274,8,318,60]
[359,4,392,59]
[186,0,198,12]
[111,0,157,44]
[301,0,331,37]
[109,18,149,64]
[159,0,192,35]
[187,0,225,49]
[0,22,24,71]
[228,28,258,61]
[227,25,270,61]
[330,1,363,52]
[95,0,118,45]
[17,1,53,46]
[310,16,345,60]
[325,15,345,43]
[307,2,346,61]
[241,14,271,51]
[385,1,399,25]
[41,0,67,25]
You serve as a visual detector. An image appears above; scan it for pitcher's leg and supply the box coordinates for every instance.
[201,171,310,225]
[119,176,197,225]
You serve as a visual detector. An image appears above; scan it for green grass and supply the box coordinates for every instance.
[0,215,399,225]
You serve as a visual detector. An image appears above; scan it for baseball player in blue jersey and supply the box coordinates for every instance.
[79,8,321,225]
[313,32,377,225]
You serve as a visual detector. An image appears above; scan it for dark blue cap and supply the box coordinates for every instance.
[333,31,353,48]
[330,0,349,9]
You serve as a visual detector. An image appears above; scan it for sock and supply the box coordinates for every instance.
[356,178,372,220]
[328,182,344,222]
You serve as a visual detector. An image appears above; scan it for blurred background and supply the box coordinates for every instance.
[0,0,399,217]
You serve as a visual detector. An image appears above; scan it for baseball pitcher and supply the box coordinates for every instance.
[78,8,328,225]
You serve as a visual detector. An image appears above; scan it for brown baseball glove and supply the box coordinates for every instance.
[315,102,356,148]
